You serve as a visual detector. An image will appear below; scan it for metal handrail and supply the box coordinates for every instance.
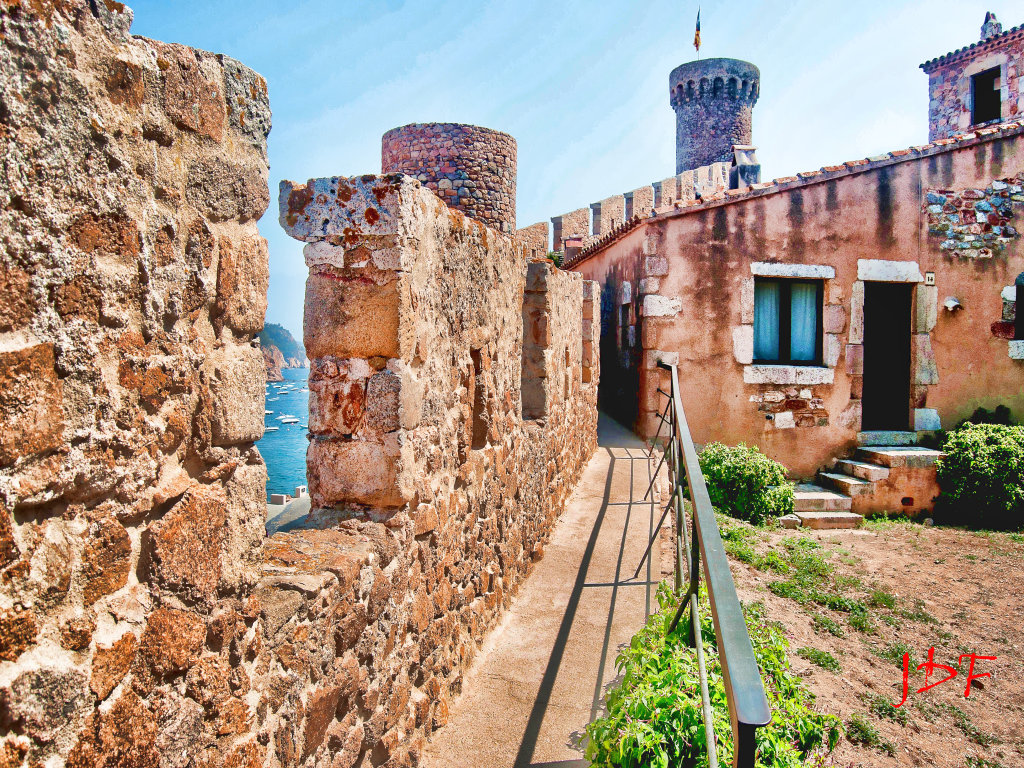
[636,360,771,767]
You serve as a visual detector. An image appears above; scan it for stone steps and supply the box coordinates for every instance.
[854,446,944,469]
[835,459,890,482]
[817,471,875,497]
[793,483,853,511]
[793,510,865,530]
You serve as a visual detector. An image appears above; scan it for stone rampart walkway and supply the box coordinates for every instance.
[421,414,667,768]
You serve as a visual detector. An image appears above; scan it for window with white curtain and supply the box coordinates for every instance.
[753,278,823,364]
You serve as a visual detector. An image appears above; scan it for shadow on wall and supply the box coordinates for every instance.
[599,255,644,428]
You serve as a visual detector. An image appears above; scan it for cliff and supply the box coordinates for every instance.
[258,322,305,379]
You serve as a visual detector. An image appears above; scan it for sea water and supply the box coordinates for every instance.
[257,366,309,499]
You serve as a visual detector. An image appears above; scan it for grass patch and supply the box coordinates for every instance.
[845,713,896,755]
[862,513,917,532]
[848,611,876,634]
[798,646,841,673]
[873,641,915,667]
[913,701,997,746]
[897,599,939,624]
[863,693,910,726]
[966,757,1005,768]
[879,613,901,628]
[811,614,845,637]
[867,589,897,610]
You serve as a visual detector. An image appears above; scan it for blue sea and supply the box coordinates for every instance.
[257,367,309,499]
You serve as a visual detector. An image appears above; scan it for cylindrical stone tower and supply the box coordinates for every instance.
[669,58,760,174]
[381,122,517,234]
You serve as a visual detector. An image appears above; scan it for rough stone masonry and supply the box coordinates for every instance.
[0,1,273,765]
[275,173,599,766]
[0,3,601,766]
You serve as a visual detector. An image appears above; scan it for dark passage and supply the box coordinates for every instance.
[862,282,913,430]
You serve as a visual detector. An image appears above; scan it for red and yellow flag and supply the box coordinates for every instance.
[694,9,701,53]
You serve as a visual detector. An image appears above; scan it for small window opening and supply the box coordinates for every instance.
[619,305,630,349]
[563,347,571,400]
[971,67,1001,125]
[470,348,487,449]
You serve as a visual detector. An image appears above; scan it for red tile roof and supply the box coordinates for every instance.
[920,23,1024,72]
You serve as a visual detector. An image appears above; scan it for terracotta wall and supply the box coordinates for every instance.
[276,174,599,766]
[0,1,273,765]
[573,130,1024,477]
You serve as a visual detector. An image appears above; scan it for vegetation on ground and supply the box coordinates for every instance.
[585,584,839,768]
[935,423,1024,531]
[698,442,794,525]
[844,713,896,755]
[797,646,840,673]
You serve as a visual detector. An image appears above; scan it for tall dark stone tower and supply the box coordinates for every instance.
[670,58,760,174]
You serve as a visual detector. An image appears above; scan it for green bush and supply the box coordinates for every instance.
[936,423,1024,531]
[698,443,794,525]
[585,585,839,768]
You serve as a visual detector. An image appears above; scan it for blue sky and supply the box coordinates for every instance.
[127,1,1021,341]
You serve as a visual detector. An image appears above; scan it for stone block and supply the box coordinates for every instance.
[1009,340,1024,359]
[525,260,552,292]
[845,344,864,375]
[913,334,939,385]
[304,271,400,360]
[774,411,796,429]
[309,362,368,436]
[739,278,755,324]
[139,607,205,677]
[364,371,401,433]
[794,366,835,385]
[751,262,835,279]
[915,285,938,333]
[857,259,924,283]
[308,438,405,508]
[644,256,668,276]
[823,334,840,367]
[642,295,681,317]
[150,483,228,606]
[81,514,132,605]
[732,325,753,364]
[214,235,269,335]
[0,343,64,466]
[823,305,846,334]
[849,281,865,344]
[638,277,660,295]
[914,408,941,431]
[1002,285,1017,302]
[744,365,795,385]
[209,344,265,445]
[279,175,420,242]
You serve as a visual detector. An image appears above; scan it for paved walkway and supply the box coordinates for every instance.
[422,414,667,768]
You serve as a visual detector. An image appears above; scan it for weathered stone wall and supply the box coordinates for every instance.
[0,1,271,765]
[922,22,1023,141]
[516,221,549,259]
[572,125,1024,477]
[274,174,598,766]
[669,58,759,173]
[381,123,516,234]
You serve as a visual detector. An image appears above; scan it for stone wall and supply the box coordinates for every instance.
[516,221,549,259]
[0,2,272,765]
[922,22,1023,141]
[275,174,599,766]
[381,123,517,234]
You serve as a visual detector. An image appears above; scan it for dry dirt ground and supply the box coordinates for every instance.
[725,517,1024,768]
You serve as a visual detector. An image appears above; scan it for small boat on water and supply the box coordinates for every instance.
[275,414,292,421]
[267,397,279,402]
[281,417,299,424]
[265,410,273,415]
[265,426,280,432]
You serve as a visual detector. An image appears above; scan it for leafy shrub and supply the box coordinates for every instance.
[936,424,1024,530]
[585,585,839,768]
[698,442,794,525]
[845,713,895,755]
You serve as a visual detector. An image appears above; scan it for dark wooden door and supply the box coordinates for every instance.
[862,282,913,431]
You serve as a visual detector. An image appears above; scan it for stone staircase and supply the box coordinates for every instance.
[788,443,944,529]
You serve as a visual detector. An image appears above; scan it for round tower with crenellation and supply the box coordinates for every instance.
[669,58,760,174]
[381,122,517,234]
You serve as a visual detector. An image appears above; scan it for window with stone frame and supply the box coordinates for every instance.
[971,67,1001,126]
[753,278,823,365]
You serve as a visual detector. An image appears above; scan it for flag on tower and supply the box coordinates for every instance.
[694,9,701,53]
